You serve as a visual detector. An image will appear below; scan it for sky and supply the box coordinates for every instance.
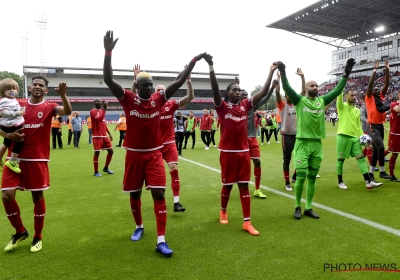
[0,0,335,92]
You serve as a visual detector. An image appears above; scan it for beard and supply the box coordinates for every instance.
[308,90,318,97]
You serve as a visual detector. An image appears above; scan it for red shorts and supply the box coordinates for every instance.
[388,133,400,153]
[220,152,250,185]
[2,161,50,191]
[123,150,166,192]
[161,143,178,164]
[92,137,113,151]
[248,137,260,159]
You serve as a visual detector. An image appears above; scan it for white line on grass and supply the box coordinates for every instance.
[179,156,400,237]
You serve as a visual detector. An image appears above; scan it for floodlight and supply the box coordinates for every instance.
[375,26,384,32]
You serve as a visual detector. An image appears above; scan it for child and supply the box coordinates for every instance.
[0,78,25,173]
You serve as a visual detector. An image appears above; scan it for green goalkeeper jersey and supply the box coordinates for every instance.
[281,76,347,139]
[336,92,364,138]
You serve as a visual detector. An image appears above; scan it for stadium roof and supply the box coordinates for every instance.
[267,0,400,48]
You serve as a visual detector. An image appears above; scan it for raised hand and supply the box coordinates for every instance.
[271,79,279,88]
[277,71,281,80]
[204,54,213,65]
[385,59,390,69]
[296,68,304,76]
[343,58,356,78]
[277,62,286,76]
[104,30,119,51]
[234,77,240,85]
[374,60,379,70]
[271,62,279,71]
[133,64,141,80]
[55,82,68,97]
[194,52,207,62]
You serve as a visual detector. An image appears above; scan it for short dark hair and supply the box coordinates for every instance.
[31,75,49,87]
[225,82,237,102]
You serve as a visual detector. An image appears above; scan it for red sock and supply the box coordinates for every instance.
[130,197,142,226]
[365,148,372,165]
[154,199,166,237]
[170,169,180,197]
[104,154,112,169]
[33,198,46,239]
[3,200,24,233]
[221,186,231,210]
[239,188,251,221]
[93,155,99,172]
[284,171,290,183]
[389,156,397,176]
[254,167,261,190]
[384,150,390,157]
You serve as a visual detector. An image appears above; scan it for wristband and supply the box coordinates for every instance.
[191,57,197,63]
[105,50,112,56]
[209,65,214,72]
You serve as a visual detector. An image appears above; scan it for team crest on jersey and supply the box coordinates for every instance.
[316,102,321,107]
[38,112,43,118]
[340,152,343,157]
[240,106,245,111]
[165,107,169,111]
[297,160,301,165]
[151,101,156,107]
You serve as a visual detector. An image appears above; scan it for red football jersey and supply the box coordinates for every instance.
[160,100,180,144]
[90,108,108,137]
[119,89,167,151]
[390,101,400,134]
[215,98,253,152]
[14,99,58,161]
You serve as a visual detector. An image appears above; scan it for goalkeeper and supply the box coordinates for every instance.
[278,58,354,220]
[335,90,382,190]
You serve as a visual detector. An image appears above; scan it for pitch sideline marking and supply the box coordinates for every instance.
[179,156,400,237]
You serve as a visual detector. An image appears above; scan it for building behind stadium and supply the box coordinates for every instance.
[23,66,238,122]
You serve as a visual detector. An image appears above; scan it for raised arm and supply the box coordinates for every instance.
[321,58,355,105]
[165,53,206,99]
[179,65,194,108]
[278,62,302,105]
[366,60,379,97]
[103,30,124,99]
[131,64,140,93]
[274,80,282,104]
[204,54,222,106]
[252,62,278,106]
[55,82,72,116]
[382,60,390,95]
[296,68,306,96]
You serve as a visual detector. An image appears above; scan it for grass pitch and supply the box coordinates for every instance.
[1,124,400,280]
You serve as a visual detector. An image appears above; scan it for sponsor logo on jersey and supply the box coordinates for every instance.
[302,108,324,114]
[24,123,44,128]
[130,110,159,119]
[38,112,43,118]
[224,113,247,121]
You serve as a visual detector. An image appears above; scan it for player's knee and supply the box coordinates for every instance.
[252,158,261,167]
[151,188,165,200]
[168,163,178,171]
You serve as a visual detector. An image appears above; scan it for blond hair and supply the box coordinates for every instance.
[0,78,19,97]
[137,72,152,82]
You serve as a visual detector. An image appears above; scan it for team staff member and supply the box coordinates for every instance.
[2,76,71,253]
[87,116,92,144]
[51,114,63,149]
[183,111,197,149]
[200,109,212,150]
[67,112,75,146]
[115,113,126,147]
